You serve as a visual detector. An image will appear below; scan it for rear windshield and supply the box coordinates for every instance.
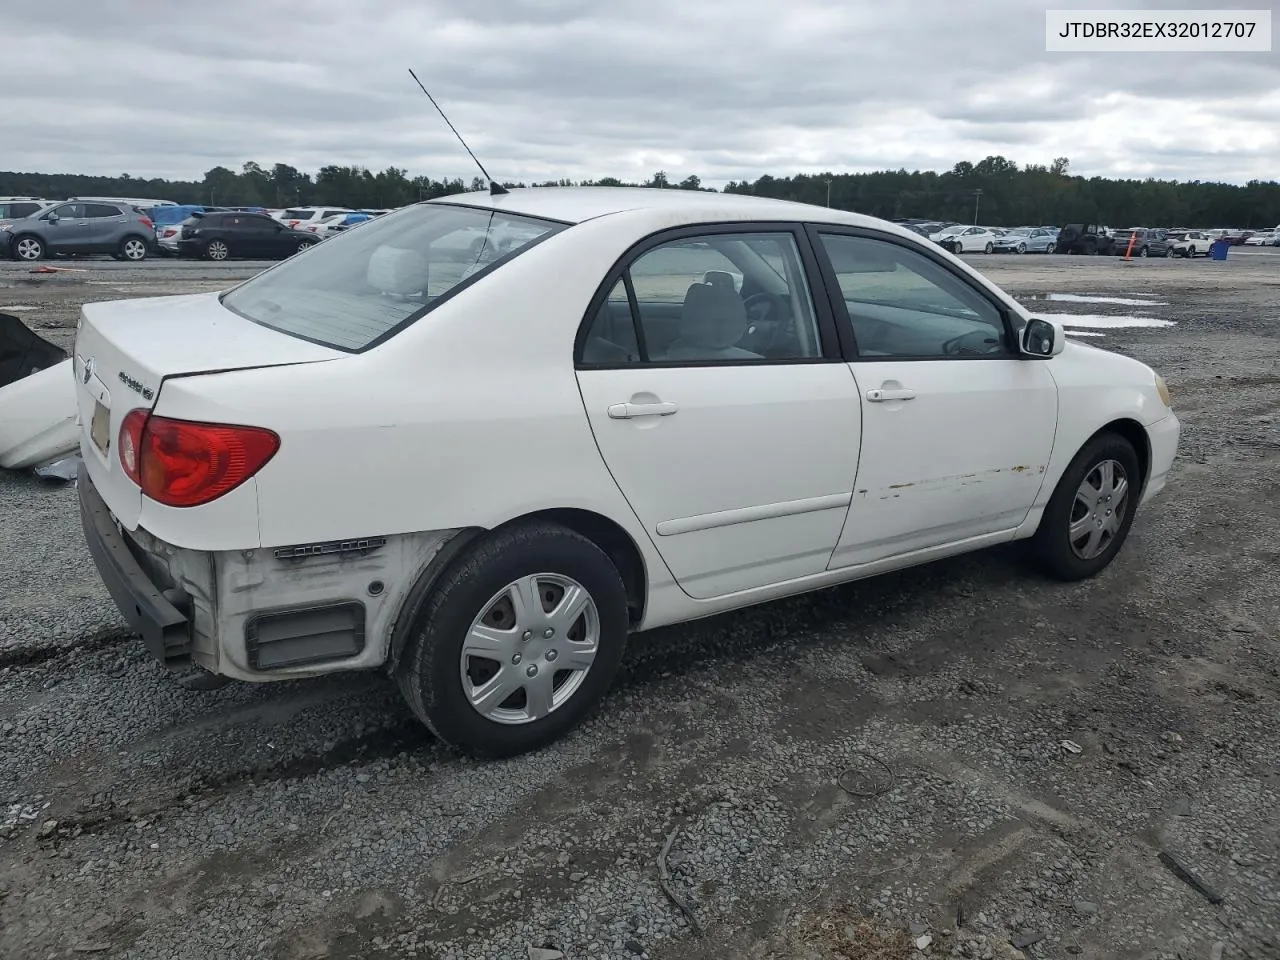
[220,202,566,351]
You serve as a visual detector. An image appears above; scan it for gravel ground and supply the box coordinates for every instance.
[1,251,1278,960]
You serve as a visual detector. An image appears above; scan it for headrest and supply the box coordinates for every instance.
[367,245,427,296]
[679,282,748,349]
[704,270,736,290]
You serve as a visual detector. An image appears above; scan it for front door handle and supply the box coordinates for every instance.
[608,401,678,419]
[866,387,916,402]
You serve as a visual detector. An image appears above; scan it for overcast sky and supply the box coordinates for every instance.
[4,0,1278,187]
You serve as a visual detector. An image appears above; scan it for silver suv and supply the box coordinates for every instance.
[0,201,155,262]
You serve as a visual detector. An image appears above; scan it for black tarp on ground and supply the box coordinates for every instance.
[0,312,67,389]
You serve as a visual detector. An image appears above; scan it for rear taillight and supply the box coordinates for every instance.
[118,411,280,507]
[139,216,154,229]
[119,409,149,484]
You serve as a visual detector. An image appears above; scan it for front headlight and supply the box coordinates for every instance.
[1155,374,1172,407]
[0,224,11,232]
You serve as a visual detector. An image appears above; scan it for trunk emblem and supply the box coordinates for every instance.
[118,371,155,401]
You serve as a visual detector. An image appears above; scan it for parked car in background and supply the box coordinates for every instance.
[307,212,374,238]
[1242,230,1276,246]
[274,206,353,230]
[1169,231,1213,257]
[929,225,1000,253]
[148,204,222,255]
[175,211,321,260]
[72,186,1178,757]
[0,198,54,220]
[1,201,154,261]
[1054,224,1114,255]
[991,227,1058,254]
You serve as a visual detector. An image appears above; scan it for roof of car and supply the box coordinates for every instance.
[427,185,880,229]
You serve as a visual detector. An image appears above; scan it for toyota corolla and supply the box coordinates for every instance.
[74,187,1179,757]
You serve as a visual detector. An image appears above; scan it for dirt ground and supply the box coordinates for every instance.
[1,249,1277,960]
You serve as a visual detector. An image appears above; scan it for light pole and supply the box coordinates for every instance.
[973,188,983,225]
[826,179,832,208]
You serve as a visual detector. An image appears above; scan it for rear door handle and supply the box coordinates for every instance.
[866,387,916,402]
[608,401,678,419]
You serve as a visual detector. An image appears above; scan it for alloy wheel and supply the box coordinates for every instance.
[207,240,228,261]
[15,237,43,261]
[123,239,147,260]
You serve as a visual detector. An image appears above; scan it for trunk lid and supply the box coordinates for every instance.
[74,290,342,530]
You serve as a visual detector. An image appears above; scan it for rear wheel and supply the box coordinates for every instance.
[1030,432,1141,581]
[12,235,44,261]
[119,236,149,261]
[395,521,630,758]
[205,239,229,261]
[984,241,994,254]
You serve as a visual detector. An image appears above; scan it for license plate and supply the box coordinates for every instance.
[90,399,111,456]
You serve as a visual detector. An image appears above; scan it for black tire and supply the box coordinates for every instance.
[1137,246,1148,258]
[1030,431,1142,581]
[395,521,629,758]
[118,235,149,261]
[296,239,317,254]
[10,234,44,261]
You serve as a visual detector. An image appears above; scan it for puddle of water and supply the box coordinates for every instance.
[1037,312,1176,329]
[1063,330,1106,337]
[0,304,38,311]
[1037,293,1168,306]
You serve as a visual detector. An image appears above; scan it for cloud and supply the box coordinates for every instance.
[1,0,1277,186]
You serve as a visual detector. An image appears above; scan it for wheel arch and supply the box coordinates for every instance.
[384,508,649,673]
[1094,417,1152,497]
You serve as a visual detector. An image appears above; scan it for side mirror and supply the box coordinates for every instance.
[47,213,59,224]
[1021,317,1066,358]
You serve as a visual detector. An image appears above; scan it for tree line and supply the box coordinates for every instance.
[2,156,1277,228]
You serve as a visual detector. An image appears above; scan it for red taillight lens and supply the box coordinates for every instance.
[123,414,280,507]
[118,408,149,484]
[139,216,154,229]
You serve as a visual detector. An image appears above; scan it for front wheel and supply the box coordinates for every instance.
[295,239,317,255]
[1016,242,1026,254]
[395,521,629,758]
[1030,432,1142,581]
[984,242,994,254]
[12,235,44,261]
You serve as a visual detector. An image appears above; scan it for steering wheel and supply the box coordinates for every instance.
[741,292,791,353]
[941,330,1002,356]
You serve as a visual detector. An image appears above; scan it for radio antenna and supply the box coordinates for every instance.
[408,68,508,196]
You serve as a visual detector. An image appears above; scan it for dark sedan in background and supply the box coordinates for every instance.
[175,211,321,261]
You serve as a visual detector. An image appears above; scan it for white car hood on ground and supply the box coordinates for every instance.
[0,358,78,469]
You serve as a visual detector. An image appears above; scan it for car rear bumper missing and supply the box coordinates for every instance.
[78,461,194,670]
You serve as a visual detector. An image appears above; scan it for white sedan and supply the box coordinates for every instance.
[929,225,1001,254]
[72,187,1179,757]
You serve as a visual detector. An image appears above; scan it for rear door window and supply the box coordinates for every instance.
[85,204,123,218]
[221,203,565,352]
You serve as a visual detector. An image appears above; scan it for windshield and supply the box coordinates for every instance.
[221,202,566,352]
